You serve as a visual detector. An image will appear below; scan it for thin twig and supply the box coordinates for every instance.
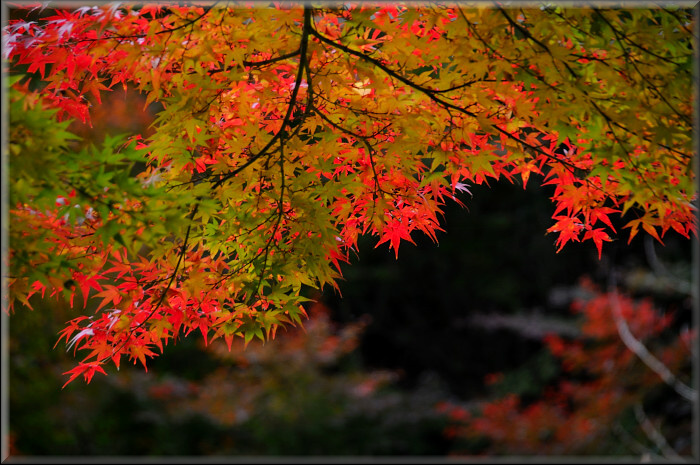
[644,235,692,295]
[634,404,685,462]
[608,272,696,402]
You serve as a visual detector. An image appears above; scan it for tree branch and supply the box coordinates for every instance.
[608,273,696,402]
[634,404,685,461]
[212,7,311,189]
[644,235,692,295]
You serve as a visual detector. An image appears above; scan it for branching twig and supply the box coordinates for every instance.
[213,7,311,189]
[608,272,696,402]
[613,421,663,459]
[310,20,591,185]
[97,201,200,364]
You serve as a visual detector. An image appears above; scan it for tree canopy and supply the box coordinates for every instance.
[4,2,696,386]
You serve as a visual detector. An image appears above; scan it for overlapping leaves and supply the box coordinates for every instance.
[5,3,695,385]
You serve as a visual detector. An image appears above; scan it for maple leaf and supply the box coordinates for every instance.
[586,207,619,233]
[582,227,612,259]
[93,285,124,312]
[129,343,157,371]
[62,362,107,389]
[5,4,695,385]
[72,272,104,308]
[548,216,584,252]
[375,220,417,259]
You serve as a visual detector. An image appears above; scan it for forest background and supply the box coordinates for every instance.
[2,1,698,460]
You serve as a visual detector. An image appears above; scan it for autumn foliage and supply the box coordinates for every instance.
[442,278,695,456]
[4,3,696,385]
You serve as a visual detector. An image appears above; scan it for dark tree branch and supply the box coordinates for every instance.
[212,7,312,189]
